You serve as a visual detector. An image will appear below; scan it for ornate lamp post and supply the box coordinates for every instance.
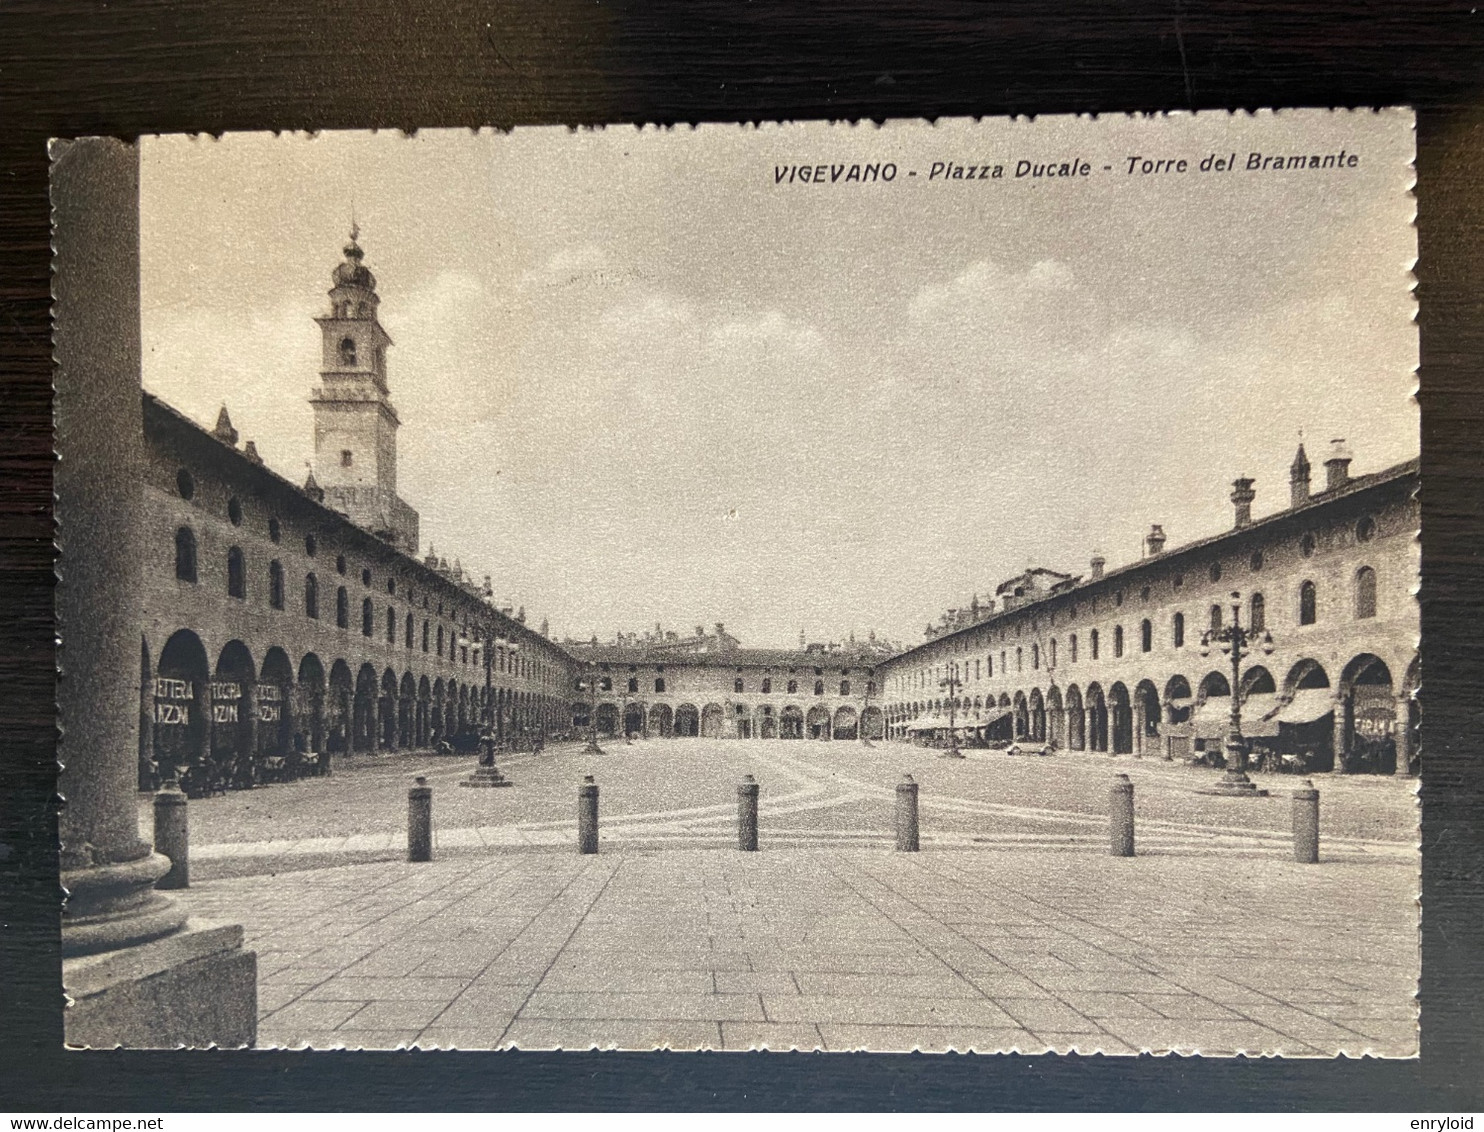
[508,640,521,748]
[1198,589,1275,797]
[578,660,605,755]
[939,661,964,759]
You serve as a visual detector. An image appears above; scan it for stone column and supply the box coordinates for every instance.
[1331,700,1349,774]
[53,138,255,1047]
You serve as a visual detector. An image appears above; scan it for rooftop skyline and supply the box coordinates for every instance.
[139,113,1418,647]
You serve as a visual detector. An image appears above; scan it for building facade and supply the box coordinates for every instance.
[139,237,576,791]
[563,642,888,742]
[879,444,1419,775]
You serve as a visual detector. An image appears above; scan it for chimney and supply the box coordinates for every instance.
[213,405,239,447]
[1145,524,1167,556]
[1090,551,1105,580]
[243,440,263,465]
[1290,443,1311,508]
[1230,477,1256,529]
[1324,438,1352,491]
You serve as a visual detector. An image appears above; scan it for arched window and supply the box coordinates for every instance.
[654,678,666,693]
[305,572,319,619]
[734,678,744,693]
[268,559,284,609]
[1113,626,1124,657]
[628,676,639,693]
[987,654,994,677]
[1090,630,1099,660]
[386,607,396,643]
[339,337,357,366]
[1173,612,1184,648]
[840,679,851,696]
[1250,592,1266,633]
[1049,639,1057,667]
[867,680,876,696]
[761,678,772,693]
[1032,643,1040,669]
[362,597,374,637]
[174,526,197,583]
[1016,647,1023,672]
[422,620,429,652]
[436,625,444,655]
[1299,580,1317,625]
[227,546,246,599]
[1140,619,1152,652]
[1069,635,1077,663]
[1355,567,1377,619]
[1209,604,1223,632]
[814,680,825,696]
[405,612,414,648]
[336,586,348,628]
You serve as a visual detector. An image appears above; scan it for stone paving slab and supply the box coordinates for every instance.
[180,845,1418,1056]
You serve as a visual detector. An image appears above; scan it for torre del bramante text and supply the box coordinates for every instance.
[140,234,1419,794]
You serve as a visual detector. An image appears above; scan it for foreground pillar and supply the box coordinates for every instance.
[1292,780,1320,863]
[737,775,759,851]
[54,138,255,1047]
[895,774,920,852]
[1109,774,1135,857]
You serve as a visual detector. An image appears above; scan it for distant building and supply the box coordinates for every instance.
[881,442,1418,775]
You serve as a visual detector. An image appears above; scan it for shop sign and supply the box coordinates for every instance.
[257,683,283,723]
[152,676,193,725]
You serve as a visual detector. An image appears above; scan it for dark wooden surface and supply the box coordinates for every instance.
[3,0,1483,1111]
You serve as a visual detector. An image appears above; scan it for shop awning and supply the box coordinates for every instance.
[980,707,1012,724]
[1270,688,1337,725]
[1165,696,1194,710]
[1189,697,1232,735]
[906,716,947,731]
[1239,692,1280,738]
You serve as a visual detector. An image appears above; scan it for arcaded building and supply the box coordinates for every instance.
[878,445,1419,774]
[140,236,576,789]
[564,634,889,742]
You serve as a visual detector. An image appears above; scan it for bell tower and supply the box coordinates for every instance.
[310,229,419,553]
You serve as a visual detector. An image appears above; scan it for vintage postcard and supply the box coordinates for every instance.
[52,109,1419,1054]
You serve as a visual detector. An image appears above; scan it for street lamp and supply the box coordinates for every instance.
[859,668,875,748]
[1198,589,1275,797]
[619,684,633,745]
[939,661,964,759]
[578,660,605,755]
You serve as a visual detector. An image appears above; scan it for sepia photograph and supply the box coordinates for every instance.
[53,109,1419,1056]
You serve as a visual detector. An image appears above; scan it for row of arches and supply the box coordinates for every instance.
[886,652,1417,774]
[571,701,886,742]
[142,628,566,794]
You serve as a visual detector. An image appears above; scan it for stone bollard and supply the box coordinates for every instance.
[578,775,599,854]
[737,775,760,851]
[1292,779,1320,864]
[1109,773,1135,857]
[153,778,189,889]
[896,774,920,852]
[408,775,433,863]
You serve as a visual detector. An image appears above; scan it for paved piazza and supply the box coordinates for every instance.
[167,738,1418,1055]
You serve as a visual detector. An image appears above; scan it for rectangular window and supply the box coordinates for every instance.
[341,449,353,467]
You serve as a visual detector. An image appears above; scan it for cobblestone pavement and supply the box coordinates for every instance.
[167,739,1418,1056]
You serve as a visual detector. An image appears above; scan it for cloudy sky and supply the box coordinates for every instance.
[140,111,1418,648]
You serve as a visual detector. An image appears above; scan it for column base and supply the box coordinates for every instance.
[64,920,257,1049]
[461,764,513,787]
[1196,772,1270,797]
